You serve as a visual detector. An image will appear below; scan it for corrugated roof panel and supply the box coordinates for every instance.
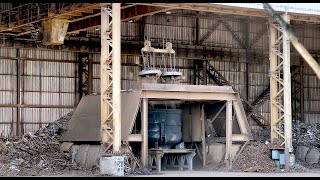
[212,3,320,16]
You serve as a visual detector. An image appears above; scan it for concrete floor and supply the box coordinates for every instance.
[134,170,320,177]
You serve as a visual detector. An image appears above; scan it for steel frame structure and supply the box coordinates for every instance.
[269,13,293,151]
[100,3,121,154]
[291,61,304,123]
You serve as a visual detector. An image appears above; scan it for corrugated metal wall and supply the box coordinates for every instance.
[0,47,79,137]
[2,12,320,137]
[19,49,79,133]
[0,3,12,11]
[0,47,17,137]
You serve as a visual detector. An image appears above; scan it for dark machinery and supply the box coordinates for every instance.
[148,109,183,147]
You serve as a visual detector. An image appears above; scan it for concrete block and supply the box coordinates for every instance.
[71,145,79,163]
[208,143,225,162]
[207,143,241,163]
[305,148,320,165]
[100,156,124,176]
[84,145,101,168]
[295,146,309,162]
[230,144,242,161]
[60,142,74,152]
[75,144,90,166]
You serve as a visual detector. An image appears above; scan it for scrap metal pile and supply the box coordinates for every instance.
[0,111,94,176]
[232,142,280,172]
[293,119,320,166]
[0,110,150,176]
[232,119,320,172]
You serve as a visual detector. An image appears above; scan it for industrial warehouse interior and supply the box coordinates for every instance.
[1,3,320,177]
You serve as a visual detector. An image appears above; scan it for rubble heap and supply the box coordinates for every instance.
[0,111,84,176]
[293,120,320,148]
[232,142,280,172]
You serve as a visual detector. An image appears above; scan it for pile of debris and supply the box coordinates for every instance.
[293,120,320,148]
[232,141,280,172]
[0,111,90,176]
[251,128,270,143]
[232,119,320,172]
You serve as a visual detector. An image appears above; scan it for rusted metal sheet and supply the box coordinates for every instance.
[121,90,142,140]
[182,104,191,142]
[60,95,101,142]
[191,103,201,142]
[60,91,141,142]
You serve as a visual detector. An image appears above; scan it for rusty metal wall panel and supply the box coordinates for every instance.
[145,24,194,45]
[60,63,77,77]
[21,108,40,125]
[93,79,100,94]
[92,53,100,63]
[0,47,17,57]
[23,92,40,105]
[0,58,16,74]
[60,78,76,92]
[122,22,141,41]
[19,49,77,61]
[249,22,268,50]
[23,76,40,91]
[145,14,195,44]
[305,101,320,112]
[39,108,59,124]
[0,3,13,11]
[93,64,100,79]
[40,93,60,106]
[305,114,320,124]
[41,62,60,76]
[86,28,100,38]
[0,91,16,104]
[0,107,16,137]
[41,77,59,92]
[0,75,16,91]
[60,93,76,106]
[24,61,40,76]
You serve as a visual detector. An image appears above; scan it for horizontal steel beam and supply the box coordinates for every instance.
[142,91,236,101]
[130,3,320,23]
[68,5,172,34]
[126,134,143,142]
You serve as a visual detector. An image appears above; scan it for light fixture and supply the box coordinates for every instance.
[8,28,12,31]
[95,27,99,31]
[128,20,133,23]
[165,11,171,14]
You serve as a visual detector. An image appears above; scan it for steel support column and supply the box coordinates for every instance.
[141,98,148,168]
[269,13,293,152]
[79,52,89,97]
[112,3,122,153]
[225,100,233,169]
[100,3,122,154]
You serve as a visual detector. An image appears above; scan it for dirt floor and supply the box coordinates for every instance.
[2,111,320,176]
[133,170,320,177]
